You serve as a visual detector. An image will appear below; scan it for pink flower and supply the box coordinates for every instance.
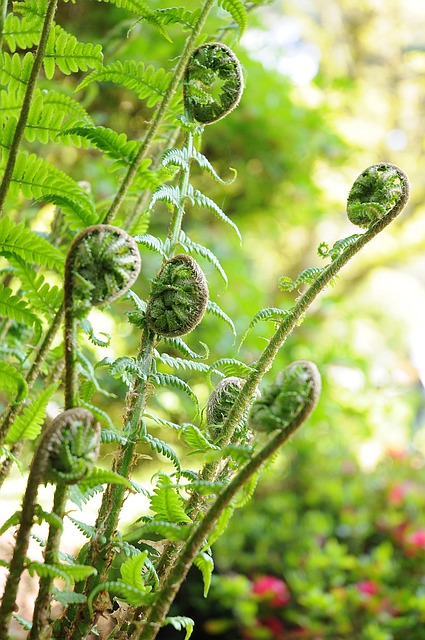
[406,528,425,550]
[252,575,290,607]
[356,580,379,596]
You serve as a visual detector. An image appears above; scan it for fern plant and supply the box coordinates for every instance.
[0,1,412,639]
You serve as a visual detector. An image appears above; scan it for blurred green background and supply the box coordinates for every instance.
[4,0,425,637]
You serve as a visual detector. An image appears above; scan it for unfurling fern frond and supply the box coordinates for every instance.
[318,234,362,261]
[141,433,181,476]
[279,266,324,292]
[188,185,242,242]
[149,475,191,523]
[0,216,65,271]
[76,60,172,108]
[178,230,228,286]
[206,300,236,338]
[43,25,103,79]
[4,152,98,230]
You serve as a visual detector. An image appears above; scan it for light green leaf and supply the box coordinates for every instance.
[6,381,60,445]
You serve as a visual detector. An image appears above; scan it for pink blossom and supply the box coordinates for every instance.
[356,580,379,596]
[406,528,425,549]
[252,575,290,607]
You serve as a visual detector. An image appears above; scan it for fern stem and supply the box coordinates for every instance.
[101,0,216,225]
[0,0,8,52]
[133,388,319,640]
[0,304,63,449]
[0,0,59,213]
[28,483,68,640]
[167,130,194,256]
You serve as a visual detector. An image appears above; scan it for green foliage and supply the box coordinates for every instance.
[5,382,59,444]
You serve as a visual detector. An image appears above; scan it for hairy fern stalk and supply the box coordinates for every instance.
[0,1,411,639]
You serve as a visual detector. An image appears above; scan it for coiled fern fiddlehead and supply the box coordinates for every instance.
[146,254,208,337]
[0,408,101,638]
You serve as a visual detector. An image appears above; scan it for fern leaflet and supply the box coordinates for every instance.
[206,300,236,338]
[141,433,181,476]
[279,267,324,292]
[0,52,34,96]
[0,283,42,335]
[5,382,60,445]
[164,616,194,640]
[154,351,210,374]
[62,125,140,167]
[162,337,209,361]
[150,373,200,412]
[178,230,228,286]
[218,0,248,35]
[0,217,64,271]
[194,551,214,597]
[188,185,242,242]
[2,13,42,52]
[44,25,103,79]
[150,475,191,523]
[239,307,291,346]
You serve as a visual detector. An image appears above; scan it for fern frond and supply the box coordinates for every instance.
[2,13,42,52]
[134,233,166,257]
[59,563,97,582]
[194,551,213,597]
[124,520,189,543]
[162,337,209,361]
[5,381,60,445]
[192,148,236,185]
[150,475,191,523]
[43,89,92,122]
[0,216,65,270]
[150,373,200,412]
[164,616,194,640]
[119,551,148,592]
[5,152,98,230]
[11,614,32,631]
[161,147,189,172]
[77,468,133,493]
[318,234,362,261]
[0,52,34,96]
[239,307,291,346]
[218,0,248,35]
[80,318,110,348]
[25,93,87,146]
[28,562,71,585]
[52,587,87,606]
[67,516,98,539]
[13,0,47,20]
[0,283,42,334]
[143,413,180,431]
[206,300,236,338]
[207,358,254,386]
[154,351,210,374]
[279,267,324,292]
[149,7,201,30]
[11,257,63,318]
[62,124,140,167]
[188,185,241,242]
[178,230,228,286]
[44,25,103,79]
[76,60,171,108]
[149,184,182,210]
[141,433,181,476]
[207,506,233,547]
[88,581,153,612]
[181,424,217,453]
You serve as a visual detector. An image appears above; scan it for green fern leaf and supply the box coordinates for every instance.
[5,152,98,230]
[11,614,32,631]
[0,361,28,402]
[5,381,60,445]
[149,184,182,210]
[13,0,47,20]
[141,433,181,476]
[76,60,171,108]
[0,283,42,335]
[2,13,42,52]
[62,124,140,166]
[59,563,97,582]
[52,587,87,606]
[178,230,227,286]
[181,424,217,453]
[161,147,189,172]
[0,510,22,536]
[239,307,291,347]
[67,516,98,539]
[150,475,191,523]
[188,185,241,242]
[0,52,34,96]
[192,148,236,185]
[164,616,194,640]
[134,233,166,257]
[207,358,254,386]
[77,468,133,493]
[123,520,189,543]
[206,300,236,338]
[88,580,153,612]
[233,471,259,508]
[150,372,200,412]
[150,7,201,30]
[279,266,324,292]
[318,234,362,261]
[43,89,92,122]
[11,258,63,319]
[34,505,63,531]
[0,216,65,271]
[194,551,214,597]
[44,25,103,79]
[207,506,233,547]
[143,413,180,431]
[120,551,148,591]
[162,337,209,360]
[218,0,247,35]
[28,561,71,585]
[155,351,210,374]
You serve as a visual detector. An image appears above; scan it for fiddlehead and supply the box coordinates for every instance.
[65,224,141,316]
[206,376,245,439]
[145,254,208,337]
[346,162,410,229]
[64,224,141,408]
[248,361,321,433]
[42,407,101,484]
[183,42,244,124]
